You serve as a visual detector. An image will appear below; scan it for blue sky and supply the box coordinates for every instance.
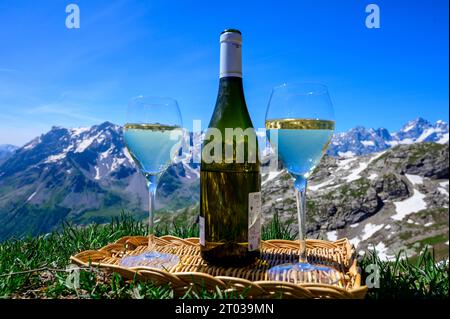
[0,0,448,145]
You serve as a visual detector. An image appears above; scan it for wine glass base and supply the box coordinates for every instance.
[268,262,341,285]
[120,251,180,270]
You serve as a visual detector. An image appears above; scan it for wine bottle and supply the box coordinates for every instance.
[200,29,261,266]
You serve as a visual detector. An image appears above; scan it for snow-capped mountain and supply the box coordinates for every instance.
[0,122,199,240]
[328,118,449,157]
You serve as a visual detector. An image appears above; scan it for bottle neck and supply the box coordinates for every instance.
[220,35,242,78]
[218,76,244,94]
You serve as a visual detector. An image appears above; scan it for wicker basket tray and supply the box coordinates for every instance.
[70,235,368,299]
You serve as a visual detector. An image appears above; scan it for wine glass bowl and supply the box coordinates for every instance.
[120,96,183,270]
[124,122,183,176]
[266,83,334,120]
[265,82,341,284]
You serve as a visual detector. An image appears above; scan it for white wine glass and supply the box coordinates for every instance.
[120,96,183,270]
[265,83,341,284]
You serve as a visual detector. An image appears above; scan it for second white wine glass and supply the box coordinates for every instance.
[265,83,341,284]
[120,96,183,270]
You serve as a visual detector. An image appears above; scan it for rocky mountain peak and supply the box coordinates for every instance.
[328,118,448,156]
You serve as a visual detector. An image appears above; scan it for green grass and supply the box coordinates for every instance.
[262,211,296,240]
[360,249,449,299]
[0,213,448,299]
[419,234,448,246]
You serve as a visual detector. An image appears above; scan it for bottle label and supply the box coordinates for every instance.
[220,32,242,78]
[248,192,261,251]
[199,216,205,246]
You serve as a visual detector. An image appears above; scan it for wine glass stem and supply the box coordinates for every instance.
[294,178,307,264]
[147,174,157,250]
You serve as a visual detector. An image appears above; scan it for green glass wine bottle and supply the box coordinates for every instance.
[200,29,261,266]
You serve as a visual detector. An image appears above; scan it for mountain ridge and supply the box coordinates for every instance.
[2,116,448,158]
[328,117,449,157]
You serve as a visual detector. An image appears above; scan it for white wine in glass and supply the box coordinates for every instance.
[120,96,183,270]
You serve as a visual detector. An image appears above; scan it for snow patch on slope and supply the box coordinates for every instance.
[262,170,284,185]
[405,174,424,185]
[348,223,384,249]
[374,242,394,260]
[416,128,437,143]
[343,151,385,182]
[392,189,427,221]
[71,127,90,137]
[309,178,336,191]
[361,140,375,147]
[27,191,37,202]
[337,151,356,158]
[326,230,338,241]
[361,223,384,241]
[437,133,449,144]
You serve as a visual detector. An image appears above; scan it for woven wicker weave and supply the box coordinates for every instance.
[70,235,368,299]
